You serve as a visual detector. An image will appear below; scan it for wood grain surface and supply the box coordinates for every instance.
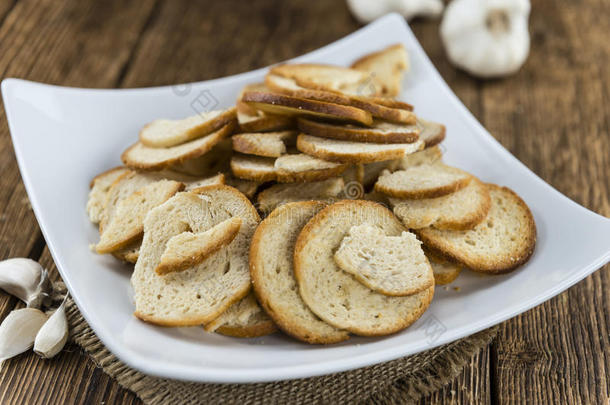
[0,0,608,404]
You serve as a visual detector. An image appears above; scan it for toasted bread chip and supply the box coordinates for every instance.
[265,74,415,124]
[270,63,376,95]
[139,108,237,148]
[375,164,473,199]
[156,217,242,275]
[230,154,277,182]
[256,178,344,213]
[87,167,130,224]
[250,201,349,343]
[416,184,536,274]
[96,179,184,254]
[232,131,296,158]
[132,185,260,326]
[297,134,424,164]
[294,200,434,336]
[241,91,373,126]
[334,224,434,296]
[390,177,491,230]
[351,44,409,97]
[297,118,419,144]
[237,111,295,133]
[122,123,234,171]
[204,293,277,338]
[425,250,462,285]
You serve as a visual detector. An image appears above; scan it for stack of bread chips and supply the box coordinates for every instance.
[86,44,536,343]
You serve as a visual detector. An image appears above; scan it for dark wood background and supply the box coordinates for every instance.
[0,0,608,403]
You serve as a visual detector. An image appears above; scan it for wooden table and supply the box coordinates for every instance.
[0,0,607,403]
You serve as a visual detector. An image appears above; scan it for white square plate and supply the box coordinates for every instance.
[3,14,610,383]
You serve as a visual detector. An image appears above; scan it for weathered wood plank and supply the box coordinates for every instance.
[121,0,359,88]
[480,0,610,403]
[0,0,156,403]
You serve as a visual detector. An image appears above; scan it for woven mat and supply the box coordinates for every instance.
[60,289,496,405]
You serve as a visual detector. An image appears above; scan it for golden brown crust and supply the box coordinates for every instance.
[424,249,462,285]
[265,75,415,124]
[237,113,295,133]
[89,166,128,189]
[416,184,537,274]
[236,83,269,116]
[351,44,407,69]
[351,44,408,97]
[96,181,185,254]
[231,131,295,158]
[364,96,413,111]
[214,321,278,338]
[139,107,237,148]
[230,154,348,183]
[436,179,491,230]
[293,200,434,336]
[230,155,277,182]
[250,201,350,344]
[297,118,419,144]
[375,172,473,200]
[122,122,235,171]
[241,91,373,126]
[296,134,424,164]
[111,240,140,263]
[154,217,242,275]
[276,164,348,183]
[423,123,446,148]
[134,286,251,327]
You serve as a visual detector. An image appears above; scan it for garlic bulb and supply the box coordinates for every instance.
[0,258,53,308]
[347,0,444,23]
[0,308,47,364]
[34,298,69,359]
[440,0,531,78]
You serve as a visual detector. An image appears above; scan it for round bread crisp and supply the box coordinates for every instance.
[87,166,130,224]
[241,91,373,126]
[122,123,234,171]
[139,108,237,148]
[232,131,296,158]
[237,112,295,133]
[269,63,373,94]
[416,184,537,274]
[250,201,349,344]
[389,177,491,230]
[265,74,415,124]
[296,134,424,164]
[131,185,260,326]
[294,200,434,336]
[297,118,419,144]
[230,153,347,183]
[205,293,277,338]
[418,118,446,148]
[375,164,473,199]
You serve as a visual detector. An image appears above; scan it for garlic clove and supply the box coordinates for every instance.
[0,308,48,364]
[34,299,69,359]
[347,0,443,24]
[440,0,531,78]
[0,258,53,308]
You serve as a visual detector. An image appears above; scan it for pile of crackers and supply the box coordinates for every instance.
[87,44,536,343]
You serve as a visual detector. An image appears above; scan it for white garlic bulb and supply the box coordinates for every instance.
[440,0,531,78]
[34,298,69,359]
[0,308,48,364]
[347,0,444,23]
[0,258,53,308]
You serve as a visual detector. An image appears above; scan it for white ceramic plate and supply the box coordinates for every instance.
[3,14,610,383]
